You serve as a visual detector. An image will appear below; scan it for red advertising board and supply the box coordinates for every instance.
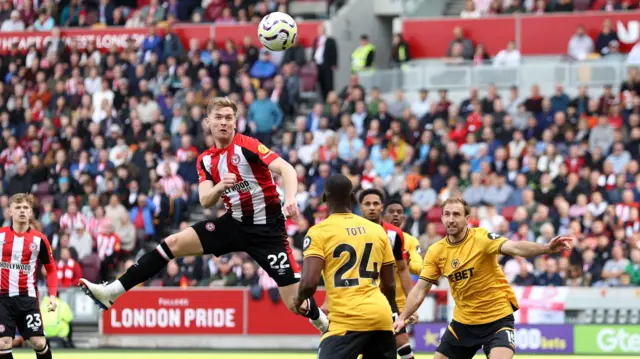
[403,11,640,58]
[101,288,328,335]
[214,21,321,48]
[246,289,326,335]
[0,25,212,54]
[102,289,245,335]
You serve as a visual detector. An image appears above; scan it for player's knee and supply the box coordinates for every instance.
[164,234,181,253]
[433,352,449,359]
[28,336,47,351]
[0,337,11,350]
[284,297,298,314]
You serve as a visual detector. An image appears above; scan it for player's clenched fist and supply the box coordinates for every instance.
[218,173,236,190]
[283,198,300,222]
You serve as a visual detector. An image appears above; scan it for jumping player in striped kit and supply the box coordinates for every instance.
[79,97,329,333]
[0,193,58,359]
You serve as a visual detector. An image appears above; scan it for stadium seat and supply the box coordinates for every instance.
[501,206,516,222]
[427,207,442,222]
[299,63,318,100]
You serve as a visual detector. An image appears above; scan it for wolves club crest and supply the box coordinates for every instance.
[451,259,460,269]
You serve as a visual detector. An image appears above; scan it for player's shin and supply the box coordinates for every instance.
[33,343,51,359]
[114,241,175,295]
[397,343,415,359]
[0,337,12,359]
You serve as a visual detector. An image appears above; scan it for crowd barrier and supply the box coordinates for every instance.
[0,21,321,54]
[403,11,640,58]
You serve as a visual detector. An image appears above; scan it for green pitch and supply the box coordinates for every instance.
[9,350,627,359]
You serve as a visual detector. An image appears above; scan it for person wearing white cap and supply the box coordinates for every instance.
[1,10,25,31]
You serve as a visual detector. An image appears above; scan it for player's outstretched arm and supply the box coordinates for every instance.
[268,157,300,220]
[393,279,433,332]
[293,256,324,315]
[500,235,573,258]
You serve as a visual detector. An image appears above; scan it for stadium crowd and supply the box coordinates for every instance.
[460,0,640,17]
[0,1,637,303]
[0,0,292,31]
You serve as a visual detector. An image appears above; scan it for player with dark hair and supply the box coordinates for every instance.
[394,197,573,359]
[79,97,328,333]
[358,189,415,359]
[294,174,398,359]
[384,199,422,275]
[0,193,58,359]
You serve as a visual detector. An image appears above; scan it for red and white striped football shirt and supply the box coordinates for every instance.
[59,212,86,233]
[0,226,57,297]
[95,232,121,260]
[197,134,283,225]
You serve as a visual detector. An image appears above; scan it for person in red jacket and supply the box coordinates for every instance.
[57,247,83,289]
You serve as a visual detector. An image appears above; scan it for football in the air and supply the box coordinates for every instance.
[257,12,298,52]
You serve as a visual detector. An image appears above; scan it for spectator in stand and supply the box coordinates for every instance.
[162,260,184,287]
[140,0,165,24]
[32,8,54,31]
[596,18,619,56]
[250,51,277,82]
[207,255,239,287]
[493,41,521,67]
[390,33,410,68]
[447,26,474,60]
[460,0,481,18]
[57,247,83,288]
[535,257,564,286]
[351,34,376,73]
[69,221,93,261]
[568,25,595,61]
[1,10,24,31]
[602,245,631,286]
[248,87,283,147]
[626,248,640,285]
[312,24,338,101]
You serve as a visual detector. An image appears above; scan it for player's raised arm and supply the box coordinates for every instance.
[268,157,300,221]
[499,235,573,257]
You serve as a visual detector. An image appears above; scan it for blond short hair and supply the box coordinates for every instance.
[207,97,237,116]
[9,193,36,208]
[441,197,470,216]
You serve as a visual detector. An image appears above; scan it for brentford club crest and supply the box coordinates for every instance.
[205,223,215,232]
[231,154,241,165]
[29,242,38,252]
[0,324,5,333]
